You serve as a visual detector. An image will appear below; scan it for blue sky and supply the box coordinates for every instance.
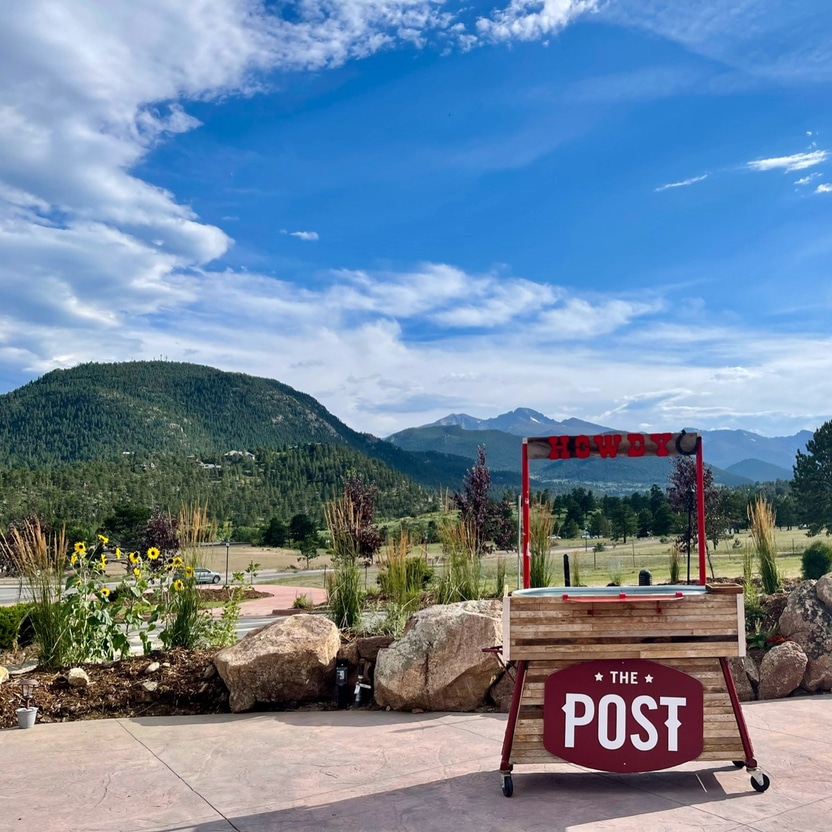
[1,1,831,439]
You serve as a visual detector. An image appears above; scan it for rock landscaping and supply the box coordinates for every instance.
[4,579,832,729]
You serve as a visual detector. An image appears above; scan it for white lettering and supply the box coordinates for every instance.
[630,695,659,751]
[598,694,626,750]
[660,696,686,752]
[563,693,594,748]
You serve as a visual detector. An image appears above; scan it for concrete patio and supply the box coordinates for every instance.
[2,695,831,832]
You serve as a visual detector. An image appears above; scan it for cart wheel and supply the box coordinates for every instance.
[501,775,514,798]
[750,772,771,793]
[732,761,745,768]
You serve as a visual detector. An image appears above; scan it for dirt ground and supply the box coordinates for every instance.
[0,647,230,729]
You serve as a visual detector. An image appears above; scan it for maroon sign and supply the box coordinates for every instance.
[543,660,704,773]
[526,431,700,461]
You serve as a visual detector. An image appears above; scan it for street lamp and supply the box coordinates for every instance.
[224,539,230,586]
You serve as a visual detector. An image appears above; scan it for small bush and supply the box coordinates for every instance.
[0,603,32,650]
[802,541,832,580]
[292,593,312,609]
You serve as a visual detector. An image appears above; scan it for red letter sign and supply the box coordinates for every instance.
[543,660,704,772]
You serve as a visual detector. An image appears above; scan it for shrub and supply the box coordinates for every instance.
[292,593,312,609]
[529,502,555,588]
[748,496,780,594]
[435,517,483,604]
[802,541,832,580]
[668,544,681,584]
[0,603,32,651]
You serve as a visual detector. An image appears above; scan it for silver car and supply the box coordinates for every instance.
[193,566,222,584]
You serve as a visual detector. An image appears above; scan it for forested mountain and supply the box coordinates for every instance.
[0,361,515,532]
[0,361,492,486]
[0,446,438,531]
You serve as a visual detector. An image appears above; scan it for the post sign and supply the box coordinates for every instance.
[543,660,704,773]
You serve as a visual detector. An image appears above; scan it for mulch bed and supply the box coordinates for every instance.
[0,648,230,729]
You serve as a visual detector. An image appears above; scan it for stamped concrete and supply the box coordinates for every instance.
[2,695,832,832]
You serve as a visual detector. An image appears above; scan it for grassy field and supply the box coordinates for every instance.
[213,527,820,593]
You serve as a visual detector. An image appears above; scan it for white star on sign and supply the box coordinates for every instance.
[594,672,604,681]
[645,674,654,683]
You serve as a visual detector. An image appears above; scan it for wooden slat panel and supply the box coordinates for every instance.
[508,656,746,768]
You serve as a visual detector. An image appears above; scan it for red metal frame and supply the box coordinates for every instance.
[502,432,760,790]
[500,659,527,773]
[696,437,707,585]
[521,440,530,589]
[719,657,758,768]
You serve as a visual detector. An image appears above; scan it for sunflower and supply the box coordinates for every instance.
[74,541,87,555]
[99,587,110,599]
[183,565,195,578]
[172,579,185,592]
[97,534,109,545]
[70,553,78,566]
[114,547,122,559]
[97,555,108,570]
[171,556,184,569]
[132,567,142,579]
[128,551,141,564]
[147,547,160,560]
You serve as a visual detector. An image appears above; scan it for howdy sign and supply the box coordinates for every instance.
[543,660,704,773]
[526,431,700,461]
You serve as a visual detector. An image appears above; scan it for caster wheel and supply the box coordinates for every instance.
[501,775,514,798]
[732,761,745,769]
[750,772,771,793]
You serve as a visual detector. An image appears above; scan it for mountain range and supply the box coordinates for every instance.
[386,407,811,490]
[0,365,811,529]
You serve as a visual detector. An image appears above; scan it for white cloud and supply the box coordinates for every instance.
[476,0,598,42]
[600,1,832,84]
[288,230,320,241]
[0,1,476,353]
[816,184,832,194]
[746,150,828,172]
[655,174,708,192]
[795,173,821,185]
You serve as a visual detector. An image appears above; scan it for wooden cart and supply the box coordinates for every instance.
[497,584,769,796]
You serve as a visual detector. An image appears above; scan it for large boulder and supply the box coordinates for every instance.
[374,600,503,711]
[778,576,832,692]
[758,640,808,700]
[214,614,341,712]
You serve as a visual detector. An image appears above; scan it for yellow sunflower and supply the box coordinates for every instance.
[172,579,185,592]
[128,551,141,564]
[147,547,160,560]
[114,548,122,559]
[171,556,184,569]
[97,534,109,545]
[70,553,78,566]
[99,587,110,599]
[74,541,87,555]
[183,565,195,578]
[97,555,108,570]
[132,567,142,579]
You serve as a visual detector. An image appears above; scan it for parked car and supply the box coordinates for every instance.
[196,567,222,584]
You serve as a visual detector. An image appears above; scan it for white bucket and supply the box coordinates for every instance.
[16,706,38,729]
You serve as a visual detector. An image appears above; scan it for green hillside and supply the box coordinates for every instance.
[0,445,437,530]
[0,361,521,531]
[0,361,378,465]
[0,361,492,488]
